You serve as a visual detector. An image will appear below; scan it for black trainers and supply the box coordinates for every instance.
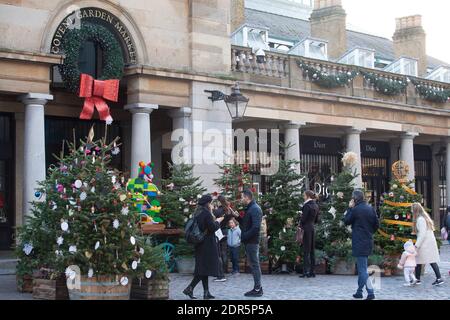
[353,293,363,299]
[366,294,376,300]
[244,287,264,297]
[432,279,444,286]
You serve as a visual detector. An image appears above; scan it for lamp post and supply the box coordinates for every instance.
[205,83,249,120]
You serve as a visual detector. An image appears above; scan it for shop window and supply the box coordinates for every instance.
[78,40,104,78]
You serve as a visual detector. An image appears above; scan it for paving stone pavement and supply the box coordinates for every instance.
[0,244,449,300]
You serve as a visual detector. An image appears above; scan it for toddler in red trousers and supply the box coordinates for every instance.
[397,240,418,287]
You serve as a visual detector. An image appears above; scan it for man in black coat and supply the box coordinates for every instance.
[344,190,379,301]
[240,189,263,297]
[299,190,320,278]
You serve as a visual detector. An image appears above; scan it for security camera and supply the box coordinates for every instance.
[255,48,266,64]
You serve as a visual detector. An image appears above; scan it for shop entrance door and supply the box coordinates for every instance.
[362,157,389,212]
[0,114,14,250]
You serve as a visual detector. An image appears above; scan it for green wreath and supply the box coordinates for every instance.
[59,22,124,93]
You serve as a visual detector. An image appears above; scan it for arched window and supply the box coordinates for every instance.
[78,40,104,78]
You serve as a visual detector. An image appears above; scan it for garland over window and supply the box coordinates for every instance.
[360,71,407,96]
[409,78,450,103]
[297,60,357,89]
[59,22,124,93]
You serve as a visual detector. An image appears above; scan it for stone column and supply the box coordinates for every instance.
[124,103,158,178]
[283,121,304,174]
[400,132,418,187]
[20,93,53,219]
[346,127,365,189]
[169,107,193,165]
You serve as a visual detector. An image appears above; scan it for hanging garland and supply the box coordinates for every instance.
[409,78,450,103]
[360,71,407,96]
[297,60,357,89]
[59,22,124,93]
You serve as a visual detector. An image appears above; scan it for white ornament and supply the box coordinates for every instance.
[91,187,95,193]
[55,250,63,256]
[69,245,77,254]
[23,243,33,256]
[131,261,138,270]
[88,268,94,278]
[130,236,136,245]
[113,219,120,229]
[80,192,87,201]
[120,276,128,286]
[145,270,152,279]
[280,246,286,252]
[74,180,82,189]
[179,197,186,202]
[197,194,202,199]
[328,207,337,219]
[52,203,58,211]
[68,209,74,216]
[139,248,145,255]
[95,241,100,250]
[65,267,76,280]
[61,221,69,232]
[121,207,129,216]
[57,236,64,246]
[112,176,117,184]
[69,198,77,206]
[183,208,189,213]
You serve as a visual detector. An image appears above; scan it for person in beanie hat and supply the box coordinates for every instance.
[397,240,418,287]
[183,194,224,300]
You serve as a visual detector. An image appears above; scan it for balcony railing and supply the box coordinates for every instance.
[231,45,450,109]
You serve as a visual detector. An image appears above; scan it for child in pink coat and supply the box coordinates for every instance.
[397,240,418,287]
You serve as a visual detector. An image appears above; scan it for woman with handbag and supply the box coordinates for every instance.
[298,190,320,278]
[183,194,224,299]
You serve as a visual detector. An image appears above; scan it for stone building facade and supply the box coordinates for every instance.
[0,0,449,249]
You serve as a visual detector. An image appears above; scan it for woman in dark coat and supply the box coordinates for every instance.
[183,194,224,300]
[299,190,320,278]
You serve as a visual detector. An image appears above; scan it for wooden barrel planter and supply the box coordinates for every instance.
[67,276,131,300]
[130,278,169,300]
[32,277,69,300]
[17,274,33,293]
[330,259,356,275]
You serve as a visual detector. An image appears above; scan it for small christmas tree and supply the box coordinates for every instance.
[214,163,253,214]
[261,145,304,268]
[316,152,358,267]
[159,163,206,228]
[377,161,422,257]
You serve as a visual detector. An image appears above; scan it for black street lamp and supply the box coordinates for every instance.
[205,83,249,120]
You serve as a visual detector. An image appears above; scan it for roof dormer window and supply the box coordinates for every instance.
[231,24,270,52]
[384,57,418,76]
[288,37,328,60]
[338,47,375,69]
[426,66,450,83]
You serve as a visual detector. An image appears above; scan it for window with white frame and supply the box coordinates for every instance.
[231,24,270,51]
[426,66,450,83]
[384,57,418,76]
[338,47,375,68]
[288,37,328,60]
[268,38,294,52]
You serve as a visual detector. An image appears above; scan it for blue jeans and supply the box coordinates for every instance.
[356,256,374,296]
[245,243,262,289]
[229,246,240,273]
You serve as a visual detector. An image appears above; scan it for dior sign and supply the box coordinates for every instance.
[50,7,137,63]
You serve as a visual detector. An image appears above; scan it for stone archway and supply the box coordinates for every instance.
[40,0,148,65]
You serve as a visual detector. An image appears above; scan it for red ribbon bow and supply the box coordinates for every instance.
[78,73,119,124]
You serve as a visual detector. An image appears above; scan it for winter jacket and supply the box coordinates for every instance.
[415,216,440,264]
[227,226,241,248]
[398,246,417,268]
[193,206,220,277]
[343,201,379,257]
[241,200,263,245]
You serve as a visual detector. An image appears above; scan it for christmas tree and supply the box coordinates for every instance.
[261,145,304,268]
[377,161,422,256]
[159,163,206,228]
[214,163,253,214]
[127,162,163,225]
[316,152,358,266]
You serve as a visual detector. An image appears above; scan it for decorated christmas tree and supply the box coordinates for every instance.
[261,145,304,268]
[316,152,358,265]
[127,162,163,225]
[376,161,422,257]
[159,163,206,228]
[214,163,253,214]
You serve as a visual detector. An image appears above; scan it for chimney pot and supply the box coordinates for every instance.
[314,0,342,10]
[395,15,422,31]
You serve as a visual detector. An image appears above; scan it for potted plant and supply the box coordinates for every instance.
[174,238,195,274]
[32,267,68,300]
[131,242,170,300]
[326,240,356,275]
[314,250,328,275]
[268,227,298,273]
